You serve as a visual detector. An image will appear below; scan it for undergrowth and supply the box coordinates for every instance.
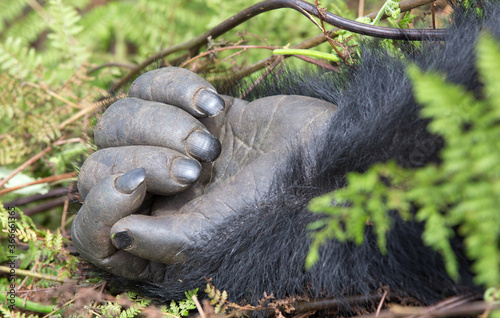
[2,0,490,316]
[307,32,500,315]
[0,0,349,315]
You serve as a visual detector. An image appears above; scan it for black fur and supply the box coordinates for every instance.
[105,0,500,311]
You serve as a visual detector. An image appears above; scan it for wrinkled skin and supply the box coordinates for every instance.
[72,67,338,280]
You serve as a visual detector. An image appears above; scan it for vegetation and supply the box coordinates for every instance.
[308,31,500,315]
[1,0,497,316]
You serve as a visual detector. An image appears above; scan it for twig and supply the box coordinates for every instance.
[109,0,444,93]
[193,295,207,318]
[206,0,437,84]
[23,82,80,110]
[86,283,107,318]
[87,62,137,74]
[314,0,348,63]
[294,294,382,312]
[239,56,284,99]
[0,145,54,189]
[0,266,66,283]
[61,186,72,234]
[0,172,77,197]
[3,187,69,207]
[53,138,85,147]
[287,54,339,71]
[18,257,40,290]
[42,297,75,318]
[0,137,80,192]
[58,102,102,130]
[23,196,70,216]
[25,0,50,22]
[181,45,280,68]
[376,290,388,316]
[431,2,436,29]
[353,296,495,318]
[389,301,500,317]
[359,0,365,18]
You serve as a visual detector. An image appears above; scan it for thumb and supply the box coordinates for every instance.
[109,212,206,265]
[72,168,147,261]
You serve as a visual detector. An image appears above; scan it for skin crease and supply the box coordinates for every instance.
[73,68,338,272]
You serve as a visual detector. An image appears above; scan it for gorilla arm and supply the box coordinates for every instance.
[72,1,496,298]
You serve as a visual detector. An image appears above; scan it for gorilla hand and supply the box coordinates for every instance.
[72,67,338,281]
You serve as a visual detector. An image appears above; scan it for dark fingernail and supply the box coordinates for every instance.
[115,168,146,194]
[170,158,201,185]
[195,89,224,117]
[186,130,221,162]
[111,230,134,249]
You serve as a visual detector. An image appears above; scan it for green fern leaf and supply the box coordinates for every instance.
[0,37,41,80]
[45,0,89,68]
[0,0,25,34]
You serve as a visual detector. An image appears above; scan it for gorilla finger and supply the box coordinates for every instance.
[99,250,150,280]
[95,98,221,162]
[78,146,201,200]
[105,153,285,265]
[129,67,225,117]
[71,169,147,261]
[109,214,200,264]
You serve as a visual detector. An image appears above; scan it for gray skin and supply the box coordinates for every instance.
[72,67,338,280]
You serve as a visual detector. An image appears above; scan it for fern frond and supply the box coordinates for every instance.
[3,11,46,46]
[0,37,41,81]
[45,230,54,249]
[45,0,89,69]
[308,31,500,289]
[0,0,25,34]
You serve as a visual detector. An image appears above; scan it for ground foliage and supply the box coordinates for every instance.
[308,29,500,316]
[1,0,497,316]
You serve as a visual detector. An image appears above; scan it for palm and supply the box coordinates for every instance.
[72,67,337,280]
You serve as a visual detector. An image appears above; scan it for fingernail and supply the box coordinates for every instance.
[195,89,224,117]
[170,158,201,185]
[111,230,133,249]
[115,168,146,194]
[186,130,221,162]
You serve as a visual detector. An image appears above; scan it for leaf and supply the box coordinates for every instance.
[307,35,500,289]
[0,37,41,81]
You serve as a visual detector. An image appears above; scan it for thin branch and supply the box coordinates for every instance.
[294,294,382,312]
[53,137,85,147]
[239,56,284,99]
[288,54,339,71]
[61,185,72,234]
[42,297,76,318]
[431,1,436,29]
[375,289,388,316]
[359,0,365,18]
[181,45,280,68]
[3,187,69,207]
[0,145,54,189]
[353,294,486,318]
[109,0,443,93]
[373,301,500,318]
[87,62,136,74]
[58,102,102,130]
[231,0,448,40]
[0,172,77,197]
[314,0,348,63]
[193,295,207,318]
[23,196,70,216]
[22,82,80,110]
[0,266,66,283]
[207,0,437,84]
